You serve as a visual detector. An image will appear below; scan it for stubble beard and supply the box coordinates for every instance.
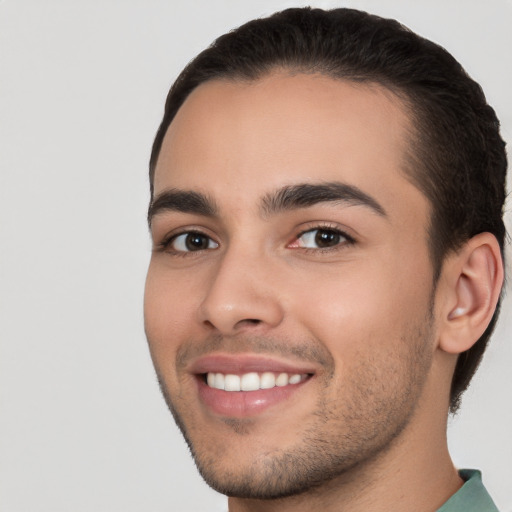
[154,314,435,500]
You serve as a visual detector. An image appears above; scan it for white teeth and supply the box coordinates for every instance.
[276,373,289,387]
[224,374,241,391]
[241,372,260,391]
[260,372,276,389]
[289,374,301,385]
[206,371,306,391]
[214,373,225,390]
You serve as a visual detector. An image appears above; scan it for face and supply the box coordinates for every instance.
[145,73,438,498]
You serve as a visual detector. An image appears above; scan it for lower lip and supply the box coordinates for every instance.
[196,377,309,417]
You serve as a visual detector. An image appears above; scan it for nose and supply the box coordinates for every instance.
[199,248,284,335]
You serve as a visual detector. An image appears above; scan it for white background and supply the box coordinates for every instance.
[1,1,511,511]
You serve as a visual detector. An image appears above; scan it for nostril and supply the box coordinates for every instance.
[237,318,262,327]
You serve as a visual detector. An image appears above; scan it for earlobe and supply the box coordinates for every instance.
[439,233,503,355]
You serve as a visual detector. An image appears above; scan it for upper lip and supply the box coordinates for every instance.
[188,353,317,375]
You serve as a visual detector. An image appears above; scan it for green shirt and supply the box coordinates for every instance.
[437,470,499,512]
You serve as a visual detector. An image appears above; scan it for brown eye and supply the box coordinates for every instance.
[170,232,219,252]
[296,228,347,249]
[314,229,342,248]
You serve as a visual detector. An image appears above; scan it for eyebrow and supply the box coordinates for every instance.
[148,189,218,226]
[261,182,387,217]
[148,181,387,227]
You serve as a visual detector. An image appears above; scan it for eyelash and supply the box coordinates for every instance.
[157,224,355,256]
[158,230,218,257]
[292,224,356,253]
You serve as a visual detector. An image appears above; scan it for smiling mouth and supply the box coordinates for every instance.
[191,354,317,416]
[204,371,311,391]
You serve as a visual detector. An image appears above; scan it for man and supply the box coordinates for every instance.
[144,7,507,511]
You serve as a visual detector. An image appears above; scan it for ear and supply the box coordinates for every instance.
[437,232,504,355]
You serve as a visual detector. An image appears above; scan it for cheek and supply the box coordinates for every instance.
[291,253,433,357]
[144,262,197,361]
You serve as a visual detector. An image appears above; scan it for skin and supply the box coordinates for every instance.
[144,73,494,511]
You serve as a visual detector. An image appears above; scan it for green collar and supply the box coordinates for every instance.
[437,470,499,512]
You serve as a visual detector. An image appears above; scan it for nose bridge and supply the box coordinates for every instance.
[199,241,284,334]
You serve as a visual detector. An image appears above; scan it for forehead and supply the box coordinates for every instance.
[154,72,423,221]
